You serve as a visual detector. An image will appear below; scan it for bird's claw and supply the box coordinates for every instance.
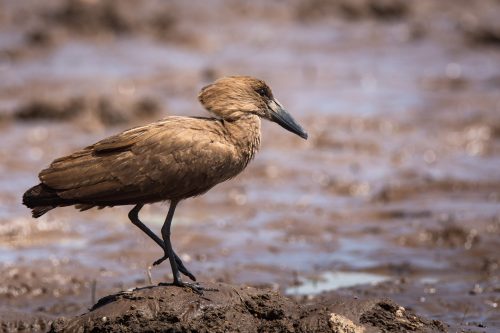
[159,281,218,295]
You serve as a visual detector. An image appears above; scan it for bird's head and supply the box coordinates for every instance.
[198,76,308,140]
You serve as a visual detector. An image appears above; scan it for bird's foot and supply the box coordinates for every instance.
[153,255,197,281]
[158,280,218,295]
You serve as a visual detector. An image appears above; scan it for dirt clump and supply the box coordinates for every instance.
[14,98,85,122]
[460,10,500,47]
[25,28,54,48]
[48,282,445,333]
[0,310,52,333]
[398,223,480,250]
[296,0,409,22]
[359,300,446,332]
[47,0,132,35]
[13,96,161,126]
[39,0,185,43]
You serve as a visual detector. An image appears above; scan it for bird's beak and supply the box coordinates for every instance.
[268,99,308,140]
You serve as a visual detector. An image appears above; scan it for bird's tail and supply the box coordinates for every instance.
[22,183,63,218]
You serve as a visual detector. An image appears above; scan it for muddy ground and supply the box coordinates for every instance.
[0,0,499,332]
[48,282,446,333]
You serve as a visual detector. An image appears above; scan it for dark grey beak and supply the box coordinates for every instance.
[268,99,308,140]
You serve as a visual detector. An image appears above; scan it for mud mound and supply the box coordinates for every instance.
[48,282,445,333]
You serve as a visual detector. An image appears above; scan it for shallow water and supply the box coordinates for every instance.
[286,271,390,295]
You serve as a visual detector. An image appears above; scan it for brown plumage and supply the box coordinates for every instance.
[23,76,308,292]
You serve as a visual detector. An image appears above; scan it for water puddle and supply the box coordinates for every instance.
[0,238,89,264]
[285,271,390,296]
[419,276,440,284]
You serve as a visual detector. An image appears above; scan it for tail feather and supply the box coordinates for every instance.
[23,183,65,218]
[32,206,55,218]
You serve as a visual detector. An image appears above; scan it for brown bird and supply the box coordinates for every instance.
[23,76,308,292]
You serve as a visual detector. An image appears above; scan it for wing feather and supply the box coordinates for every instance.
[39,117,239,205]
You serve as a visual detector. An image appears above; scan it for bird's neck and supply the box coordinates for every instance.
[223,114,261,164]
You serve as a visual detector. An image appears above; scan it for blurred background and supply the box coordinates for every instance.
[0,0,499,331]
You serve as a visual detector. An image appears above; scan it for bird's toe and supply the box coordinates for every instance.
[162,280,218,295]
[153,255,168,266]
[175,259,196,281]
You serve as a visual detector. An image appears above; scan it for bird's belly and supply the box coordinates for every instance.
[158,161,246,201]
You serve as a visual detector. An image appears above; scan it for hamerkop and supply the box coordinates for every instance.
[23,76,308,291]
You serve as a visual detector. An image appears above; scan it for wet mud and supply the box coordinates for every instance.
[1,0,500,332]
[49,282,444,333]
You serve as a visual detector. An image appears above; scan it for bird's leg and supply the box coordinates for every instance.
[158,201,210,294]
[128,204,196,281]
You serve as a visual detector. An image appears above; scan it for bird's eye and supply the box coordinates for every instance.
[257,88,267,97]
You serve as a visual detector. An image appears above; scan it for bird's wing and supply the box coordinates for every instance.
[131,124,239,199]
[39,117,237,204]
[92,126,150,153]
